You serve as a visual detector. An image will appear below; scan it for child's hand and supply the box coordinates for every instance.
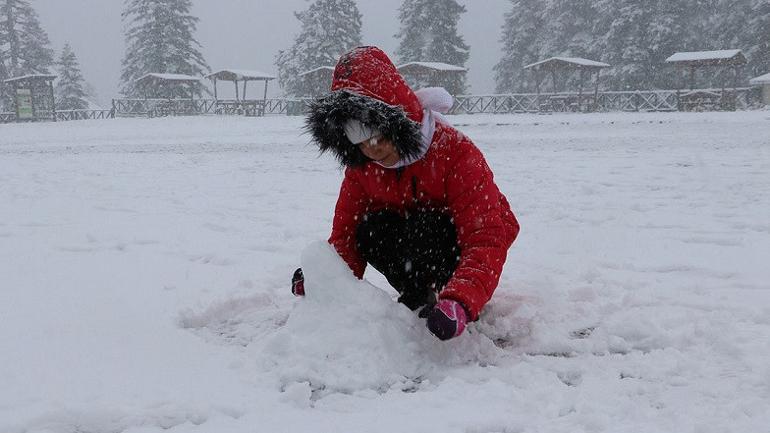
[426,299,467,340]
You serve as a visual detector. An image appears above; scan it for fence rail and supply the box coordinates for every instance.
[54,109,115,121]
[4,88,762,124]
[450,87,759,114]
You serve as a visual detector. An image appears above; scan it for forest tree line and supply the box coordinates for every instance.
[1,0,768,112]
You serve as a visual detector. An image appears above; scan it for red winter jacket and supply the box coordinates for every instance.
[311,47,519,320]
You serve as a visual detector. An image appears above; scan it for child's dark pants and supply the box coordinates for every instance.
[355,210,461,311]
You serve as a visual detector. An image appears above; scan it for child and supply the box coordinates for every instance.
[294,46,519,340]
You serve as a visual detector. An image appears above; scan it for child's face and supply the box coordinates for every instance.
[358,135,400,167]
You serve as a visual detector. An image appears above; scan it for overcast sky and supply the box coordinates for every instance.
[34,0,510,104]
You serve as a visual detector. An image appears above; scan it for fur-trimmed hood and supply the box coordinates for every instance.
[305,46,424,168]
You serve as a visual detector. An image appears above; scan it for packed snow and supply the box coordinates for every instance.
[1,111,769,433]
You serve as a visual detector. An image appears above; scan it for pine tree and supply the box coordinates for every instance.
[745,0,770,79]
[276,0,362,97]
[592,0,691,90]
[596,0,655,90]
[0,0,54,110]
[647,0,690,89]
[55,43,89,110]
[120,0,209,98]
[395,0,430,62]
[395,0,470,95]
[494,0,544,93]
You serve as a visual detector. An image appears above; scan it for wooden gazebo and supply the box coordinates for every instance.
[397,62,467,95]
[3,74,57,122]
[665,49,747,90]
[665,50,747,111]
[523,57,611,111]
[206,69,276,101]
[298,66,335,97]
[134,73,203,99]
[206,69,276,116]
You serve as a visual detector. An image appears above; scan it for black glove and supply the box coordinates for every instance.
[291,268,305,297]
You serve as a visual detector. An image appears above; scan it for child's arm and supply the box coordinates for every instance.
[328,168,369,279]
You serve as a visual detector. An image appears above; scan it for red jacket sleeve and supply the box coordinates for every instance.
[439,139,516,320]
[328,168,369,279]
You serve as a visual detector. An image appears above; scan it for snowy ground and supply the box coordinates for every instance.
[1,111,769,433]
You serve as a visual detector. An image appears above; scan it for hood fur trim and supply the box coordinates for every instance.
[305,90,423,168]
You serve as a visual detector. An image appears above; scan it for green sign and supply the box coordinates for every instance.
[16,88,33,119]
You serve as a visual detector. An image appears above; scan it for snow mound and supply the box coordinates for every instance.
[178,293,288,347]
[255,241,503,396]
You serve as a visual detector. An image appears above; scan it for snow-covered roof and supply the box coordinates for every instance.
[749,72,770,85]
[3,74,57,84]
[665,50,746,65]
[135,73,203,83]
[207,69,276,81]
[298,66,335,77]
[397,62,467,72]
[523,57,610,70]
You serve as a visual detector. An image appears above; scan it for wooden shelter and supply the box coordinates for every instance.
[134,73,203,99]
[397,62,467,94]
[298,66,335,97]
[523,57,610,111]
[3,74,57,122]
[206,69,276,101]
[666,50,747,111]
[749,72,770,105]
[665,49,747,90]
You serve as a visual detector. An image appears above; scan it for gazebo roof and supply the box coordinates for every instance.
[397,62,467,73]
[206,69,276,81]
[749,72,770,85]
[135,73,203,84]
[524,57,611,71]
[665,50,747,66]
[298,66,335,77]
[3,74,57,84]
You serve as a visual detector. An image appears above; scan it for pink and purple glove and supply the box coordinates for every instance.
[426,299,468,340]
[291,268,305,297]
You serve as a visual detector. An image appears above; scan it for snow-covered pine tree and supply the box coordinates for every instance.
[494,0,543,93]
[119,0,209,98]
[395,0,469,95]
[0,0,54,110]
[745,0,770,79]
[593,0,691,90]
[595,0,655,90]
[646,0,690,89]
[534,0,600,91]
[276,0,362,97]
[395,0,429,63]
[55,43,89,110]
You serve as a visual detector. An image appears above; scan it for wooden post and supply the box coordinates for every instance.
[49,79,57,122]
[213,78,218,100]
[594,70,601,112]
[243,80,248,100]
[234,80,239,101]
[263,79,269,101]
[29,82,37,122]
[551,69,558,93]
[578,68,585,112]
[535,70,543,112]
[721,66,727,110]
[689,66,696,90]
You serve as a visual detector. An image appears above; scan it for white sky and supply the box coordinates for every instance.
[34,0,510,104]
